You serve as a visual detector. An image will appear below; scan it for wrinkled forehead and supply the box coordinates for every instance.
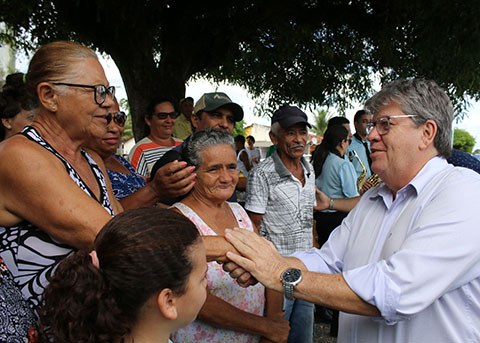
[199,143,236,163]
[70,57,108,84]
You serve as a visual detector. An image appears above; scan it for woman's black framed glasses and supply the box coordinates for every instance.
[51,82,115,105]
[106,111,127,127]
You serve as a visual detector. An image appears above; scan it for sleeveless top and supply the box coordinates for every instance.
[171,202,265,343]
[107,155,146,200]
[0,126,115,309]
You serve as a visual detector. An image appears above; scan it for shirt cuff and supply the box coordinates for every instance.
[343,261,408,324]
[292,249,333,273]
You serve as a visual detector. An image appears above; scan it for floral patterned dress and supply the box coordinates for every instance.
[171,202,265,343]
[107,155,146,200]
[0,257,37,343]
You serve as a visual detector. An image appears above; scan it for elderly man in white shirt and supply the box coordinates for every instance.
[223,78,480,342]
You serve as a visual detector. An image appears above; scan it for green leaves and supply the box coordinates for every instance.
[3,0,480,138]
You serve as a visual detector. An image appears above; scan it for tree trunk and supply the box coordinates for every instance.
[111,50,188,142]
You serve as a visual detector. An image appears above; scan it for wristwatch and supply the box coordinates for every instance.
[281,268,302,300]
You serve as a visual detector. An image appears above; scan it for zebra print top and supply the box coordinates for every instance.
[0,126,114,309]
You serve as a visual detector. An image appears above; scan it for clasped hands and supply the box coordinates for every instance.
[220,228,290,292]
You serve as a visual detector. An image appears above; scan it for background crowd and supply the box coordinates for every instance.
[1,40,480,343]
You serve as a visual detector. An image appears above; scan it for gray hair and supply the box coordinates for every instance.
[26,41,98,101]
[182,128,235,168]
[270,122,282,136]
[365,78,453,158]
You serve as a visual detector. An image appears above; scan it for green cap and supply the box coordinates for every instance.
[193,92,244,121]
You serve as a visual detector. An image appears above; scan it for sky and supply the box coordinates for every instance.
[16,52,480,151]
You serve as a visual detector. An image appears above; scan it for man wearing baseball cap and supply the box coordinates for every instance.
[149,92,243,204]
[190,92,244,132]
[244,105,317,343]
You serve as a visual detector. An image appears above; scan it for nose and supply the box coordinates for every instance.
[107,121,120,133]
[293,131,304,142]
[367,125,380,142]
[218,167,234,182]
[217,115,229,129]
[102,93,115,108]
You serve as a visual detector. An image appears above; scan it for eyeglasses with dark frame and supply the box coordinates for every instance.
[105,111,127,127]
[366,115,418,135]
[51,82,115,105]
[153,112,180,120]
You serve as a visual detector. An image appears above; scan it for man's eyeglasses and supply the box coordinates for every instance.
[106,111,127,127]
[153,112,180,120]
[366,115,417,135]
[52,82,115,105]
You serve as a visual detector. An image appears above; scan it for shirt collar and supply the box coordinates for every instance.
[272,150,312,178]
[353,133,367,143]
[405,156,449,194]
[370,156,449,201]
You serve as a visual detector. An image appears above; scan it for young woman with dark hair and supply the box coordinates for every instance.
[39,207,208,343]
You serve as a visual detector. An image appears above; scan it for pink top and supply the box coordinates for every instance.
[171,202,265,343]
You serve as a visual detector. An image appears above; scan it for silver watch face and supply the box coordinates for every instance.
[283,268,302,283]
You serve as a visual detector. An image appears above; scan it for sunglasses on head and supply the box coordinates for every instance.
[153,112,180,120]
[105,111,127,127]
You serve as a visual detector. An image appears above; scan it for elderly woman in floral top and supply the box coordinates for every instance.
[171,129,289,343]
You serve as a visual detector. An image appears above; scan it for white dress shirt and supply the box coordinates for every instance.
[294,157,480,342]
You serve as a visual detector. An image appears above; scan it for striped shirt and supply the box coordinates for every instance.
[245,150,316,255]
[128,136,182,179]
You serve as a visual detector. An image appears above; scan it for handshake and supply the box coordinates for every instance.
[205,228,297,292]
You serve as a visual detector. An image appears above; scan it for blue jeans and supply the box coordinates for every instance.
[283,297,314,343]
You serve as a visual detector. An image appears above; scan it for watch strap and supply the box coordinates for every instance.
[284,282,295,300]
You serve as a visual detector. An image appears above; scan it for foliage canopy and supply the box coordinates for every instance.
[2,0,480,139]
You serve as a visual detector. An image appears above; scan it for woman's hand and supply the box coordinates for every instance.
[260,316,290,343]
[151,161,196,200]
[222,261,259,287]
[314,187,330,211]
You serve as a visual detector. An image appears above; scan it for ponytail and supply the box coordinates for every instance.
[311,125,349,178]
[39,251,126,342]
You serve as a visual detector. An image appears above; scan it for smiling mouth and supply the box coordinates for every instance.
[104,137,119,142]
[370,149,384,157]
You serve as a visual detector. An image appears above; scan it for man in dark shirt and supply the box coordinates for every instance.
[447,148,480,173]
[150,92,243,204]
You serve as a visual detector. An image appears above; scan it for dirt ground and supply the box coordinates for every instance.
[313,322,337,343]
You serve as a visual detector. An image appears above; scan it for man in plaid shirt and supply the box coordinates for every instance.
[245,105,317,343]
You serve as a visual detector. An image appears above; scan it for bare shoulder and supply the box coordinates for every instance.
[0,135,64,176]
[0,136,64,224]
